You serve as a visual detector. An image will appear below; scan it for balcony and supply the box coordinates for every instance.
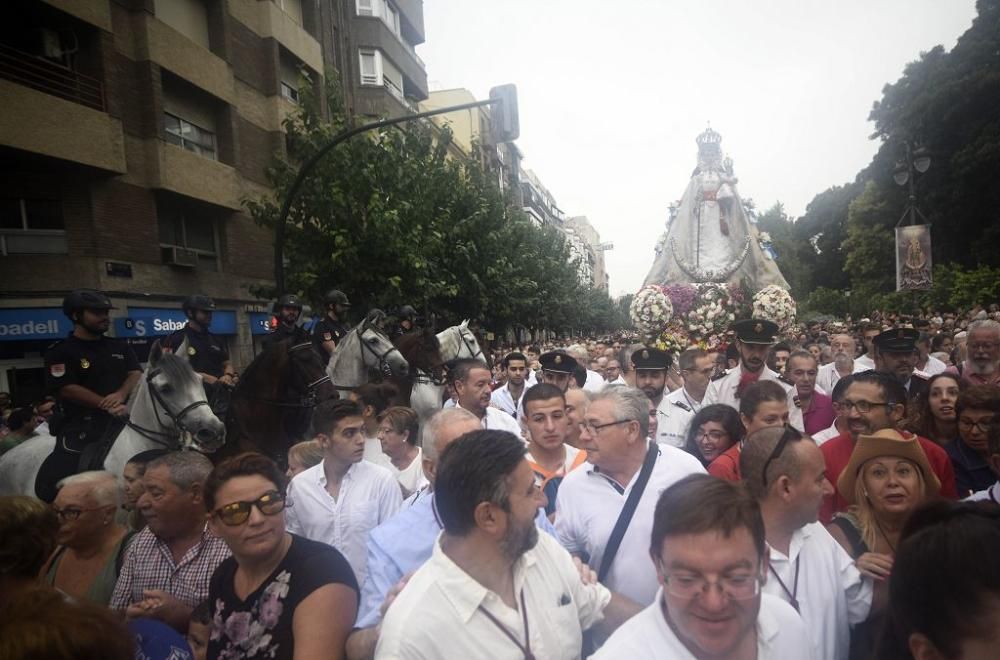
[0,42,104,111]
[152,139,241,210]
[141,14,234,104]
[229,0,323,75]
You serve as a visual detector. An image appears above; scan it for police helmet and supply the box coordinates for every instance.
[182,295,216,315]
[62,289,115,320]
[324,289,351,307]
[273,294,304,313]
[398,305,417,319]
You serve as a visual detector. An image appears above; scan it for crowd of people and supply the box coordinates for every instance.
[3,291,1000,659]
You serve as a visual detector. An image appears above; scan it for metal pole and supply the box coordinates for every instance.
[273,98,501,294]
[906,142,917,227]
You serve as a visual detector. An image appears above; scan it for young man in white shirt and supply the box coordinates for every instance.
[375,431,641,659]
[490,352,529,418]
[595,474,813,659]
[520,383,588,518]
[285,399,402,588]
[451,358,523,436]
[740,426,873,660]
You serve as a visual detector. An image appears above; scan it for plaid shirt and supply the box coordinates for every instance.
[111,525,231,610]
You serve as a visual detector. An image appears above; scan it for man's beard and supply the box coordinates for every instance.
[969,359,997,376]
[500,517,539,561]
[642,385,665,401]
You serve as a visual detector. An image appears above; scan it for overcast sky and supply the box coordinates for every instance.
[416,0,978,295]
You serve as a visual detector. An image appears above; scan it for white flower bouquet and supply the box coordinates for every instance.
[630,285,674,342]
[752,285,797,331]
[685,283,736,341]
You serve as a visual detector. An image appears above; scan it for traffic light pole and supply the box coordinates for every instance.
[273,96,508,295]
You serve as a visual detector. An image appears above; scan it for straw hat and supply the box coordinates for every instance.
[837,429,941,504]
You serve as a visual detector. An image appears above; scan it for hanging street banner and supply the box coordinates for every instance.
[896,224,933,291]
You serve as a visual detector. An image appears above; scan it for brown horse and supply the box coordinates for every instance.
[390,326,444,407]
[222,339,336,465]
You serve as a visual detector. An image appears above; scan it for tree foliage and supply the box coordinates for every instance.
[246,76,622,334]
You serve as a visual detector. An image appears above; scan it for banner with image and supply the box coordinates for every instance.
[896,224,933,291]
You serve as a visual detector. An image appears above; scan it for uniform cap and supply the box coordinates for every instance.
[539,351,578,374]
[873,328,919,353]
[62,289,115,319]
[324,289,351,307]
[630,347,672,370]
[732,319,779,345]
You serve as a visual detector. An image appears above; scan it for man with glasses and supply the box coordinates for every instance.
[657,348,715,448]
[111,452,230,632]
[740,426,871,660]
[817,371,957,522]
[947,319,1000,386]
[594,474,812,659]
[555,386,704,608]
[605,359,626,385]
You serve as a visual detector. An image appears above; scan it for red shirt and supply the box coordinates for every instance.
[708,444,741,481]
[819,431,958,523]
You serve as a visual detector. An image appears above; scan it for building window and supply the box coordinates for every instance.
[164,112,217,160]
[358,49,404,101]
[280,81,299,104]
[0,198,67,255]
[158,200,220,271]
[356,0,400,36]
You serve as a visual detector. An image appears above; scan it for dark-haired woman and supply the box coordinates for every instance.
[903,373,962,446]
[682,403,744,467]
[205,453,359,660]
[351,383,398,471]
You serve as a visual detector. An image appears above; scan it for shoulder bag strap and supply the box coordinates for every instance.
[597,443,659,582]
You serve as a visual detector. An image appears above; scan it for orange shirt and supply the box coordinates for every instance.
[707,444,741,481]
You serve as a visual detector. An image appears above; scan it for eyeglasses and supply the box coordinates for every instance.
[969,342,999,351]
[660,565,761,601]
[51,505,111,521]
[838,399,892,414]
[579,419,631,434]
[684,367,716,378]
[213,491,287,526]
[761,425,803,487]
[958,418,995,434]
[696,430,730,442]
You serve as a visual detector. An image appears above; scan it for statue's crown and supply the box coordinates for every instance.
[696,127,722,146]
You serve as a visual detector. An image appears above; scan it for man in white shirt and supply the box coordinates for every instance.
[817,334,861,394]
[604,359,626,386]
[704,319,804,432]
[657,348,714,448]
[286,399,403,587]
[375,431,641,659]
[916,332,947,376]
[521,384,588,518]
[450,358,522,436]
[556,386,706,607]
[568,344,605,392]
[490,352,529,418]
[595,474,813,659]
[740,426,873,660]
[853,323,882,372]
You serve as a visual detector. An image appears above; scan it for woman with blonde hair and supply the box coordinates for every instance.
[827,429,941,660]
[286,439,325,479]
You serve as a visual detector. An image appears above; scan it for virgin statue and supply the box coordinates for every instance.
[644,127,789,290]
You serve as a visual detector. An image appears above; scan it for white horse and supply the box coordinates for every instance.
[327,311,409,393]
[0,339,226,496]
[411,320,484,421]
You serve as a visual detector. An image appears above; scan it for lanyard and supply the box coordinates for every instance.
[769,555,801,612]
[477,590,535,660]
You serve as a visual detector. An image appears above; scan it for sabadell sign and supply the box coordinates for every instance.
[0,308,67,341]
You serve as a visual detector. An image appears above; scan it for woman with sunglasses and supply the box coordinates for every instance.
[683,403,744,467]
[205,453,359,660]
[828,429,940,660]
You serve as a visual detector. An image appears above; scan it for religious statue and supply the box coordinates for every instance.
[900,234,932,290]
[643,127,789,291]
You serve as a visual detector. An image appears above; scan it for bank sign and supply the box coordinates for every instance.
[0,308,67,341]
[115,308,238,337]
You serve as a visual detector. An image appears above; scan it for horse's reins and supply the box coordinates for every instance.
[125,367,211,448]
[242,342,332,408]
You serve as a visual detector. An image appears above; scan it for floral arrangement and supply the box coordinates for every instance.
[630,285,674,342]
[662,283,698,317]
[654,329,688,355]
[684,283,736,341]
[752,285,797,331]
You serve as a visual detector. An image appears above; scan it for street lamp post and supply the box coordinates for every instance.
[893,140,932,303]
[893,141,932,227]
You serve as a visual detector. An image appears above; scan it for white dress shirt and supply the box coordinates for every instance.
[394,447,429,497]
[593,590,814,659]
[656,387,700,448]
[490,382,525,418]
[471,404,524,437]
[375,531,611,659]
[703,364,804,432]
[811,421,842,446]
[763,522,872,660]
[285,459,403,587]
[555,444,706,606]
[965,480,1000,503]
[606,375,626,386]
[919,354,947,376]
[854,354,875,371]
[584,369,606,392]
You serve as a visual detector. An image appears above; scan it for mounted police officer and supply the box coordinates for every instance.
[162,294,235,416]
[312,289,351,360]
[388,304,418,342]
[36,289,141,501]
[262,293,311,349]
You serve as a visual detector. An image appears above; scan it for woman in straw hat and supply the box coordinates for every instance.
[827,428,941,660]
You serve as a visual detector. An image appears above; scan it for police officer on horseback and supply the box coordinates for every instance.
[163,295,235,387]
[388,304,418,342]
[262,293,311,349]
[312,289,351,359]
[37,289,141,501]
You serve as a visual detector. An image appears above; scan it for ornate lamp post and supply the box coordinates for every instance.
[893,142,931,225]
[893,141,933,295]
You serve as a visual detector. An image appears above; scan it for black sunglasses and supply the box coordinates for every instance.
[214,490,287,526]
[761,425,804,487]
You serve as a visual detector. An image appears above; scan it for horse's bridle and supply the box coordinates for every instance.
[248,342,332,408]
[458,328,484,360]
[126,368,212,448]
[358,325,405,380]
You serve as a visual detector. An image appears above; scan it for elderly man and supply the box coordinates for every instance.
[539,351,578,393]
[816,333,861,394]
[111,452,230,631]
[449,358,522,435]
[556,387,705,608]
[947,319,1000,387]
[594,475,812,659]
[704,320,804,432]
[285,399,402,588]
[785,350,836,436]
[741,426,872,660]
[656,348,714,448]
[872,328,929,400]
[564,387,589,449]
[605,359,626,385]
[375,431,641,659]
[568,344,605,392]
[818,371,957,522]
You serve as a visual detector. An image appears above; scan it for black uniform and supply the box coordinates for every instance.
[37,334,140,501]
[163,325,229,377]
[261,323,311,349]
[312,316,350,358]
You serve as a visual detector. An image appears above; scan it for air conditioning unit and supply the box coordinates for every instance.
[167,246,198,268]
